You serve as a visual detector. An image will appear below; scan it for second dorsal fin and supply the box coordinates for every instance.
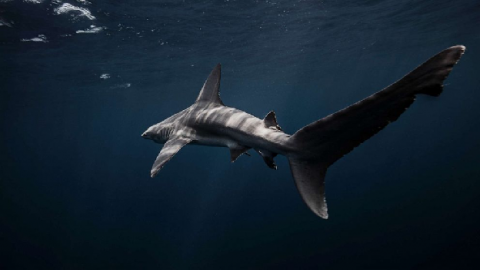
[195,64,224,106]
[264,111,282,130]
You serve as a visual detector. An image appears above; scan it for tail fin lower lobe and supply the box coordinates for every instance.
[288,159,328,218]
[287,45,465,218]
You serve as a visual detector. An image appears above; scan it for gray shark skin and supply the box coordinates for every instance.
[142,45,465,219]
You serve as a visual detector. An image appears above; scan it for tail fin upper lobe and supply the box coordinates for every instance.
[288,45,465,218]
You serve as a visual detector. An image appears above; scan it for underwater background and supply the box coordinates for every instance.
[1,0,479,269]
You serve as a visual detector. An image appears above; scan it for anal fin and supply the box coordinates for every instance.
[257,149,278,170]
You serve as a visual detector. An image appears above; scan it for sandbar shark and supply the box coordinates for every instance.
[142,45,465,218]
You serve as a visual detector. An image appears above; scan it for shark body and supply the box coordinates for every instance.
[142,46,465,218]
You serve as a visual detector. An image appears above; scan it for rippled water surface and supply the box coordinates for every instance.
[1,0,480,269]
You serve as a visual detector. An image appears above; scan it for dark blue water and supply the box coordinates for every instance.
[1,0,479,269]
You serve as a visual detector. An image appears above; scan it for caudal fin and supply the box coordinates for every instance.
[288,158,329,218]
[287,45,465,218]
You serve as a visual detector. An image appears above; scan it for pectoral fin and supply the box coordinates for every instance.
[151,137,192,177]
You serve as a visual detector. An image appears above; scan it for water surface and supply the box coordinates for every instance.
[1,0,480,269]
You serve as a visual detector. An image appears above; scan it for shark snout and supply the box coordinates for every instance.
[141,132,150,139]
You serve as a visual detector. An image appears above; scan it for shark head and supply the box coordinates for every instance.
[141,121,175,144]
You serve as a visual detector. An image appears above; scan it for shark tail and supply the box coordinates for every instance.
[287,45,465,219]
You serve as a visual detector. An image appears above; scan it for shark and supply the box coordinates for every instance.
[142,45,465,218]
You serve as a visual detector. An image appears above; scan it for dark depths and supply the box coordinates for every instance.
[1,0,479,269]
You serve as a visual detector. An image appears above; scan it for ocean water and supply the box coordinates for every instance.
[1,0,479,269]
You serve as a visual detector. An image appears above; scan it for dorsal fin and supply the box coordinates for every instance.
[195,64,224,105]
[263,111,282,130]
